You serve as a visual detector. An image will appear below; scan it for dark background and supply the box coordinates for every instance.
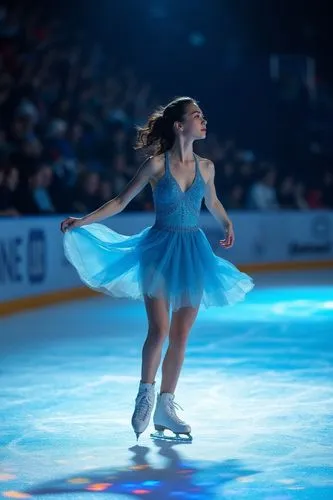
[0,0,332,215]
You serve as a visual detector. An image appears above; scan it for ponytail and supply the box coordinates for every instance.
[135,96,195,156]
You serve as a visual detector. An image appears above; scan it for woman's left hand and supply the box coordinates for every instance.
[219,222,235,249]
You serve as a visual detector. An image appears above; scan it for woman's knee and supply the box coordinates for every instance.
[146,323,169,345]
[169,326,191,348]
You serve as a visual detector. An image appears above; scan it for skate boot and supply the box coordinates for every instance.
[151,392,192,442]
[131,381,156,440]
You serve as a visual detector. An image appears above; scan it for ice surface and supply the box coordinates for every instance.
[1,270,332,499]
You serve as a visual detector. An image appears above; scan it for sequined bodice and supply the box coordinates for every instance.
[152,151,205,231]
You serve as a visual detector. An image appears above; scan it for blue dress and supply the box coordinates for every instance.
[63,152,254,311]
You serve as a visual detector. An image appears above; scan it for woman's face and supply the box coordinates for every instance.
[180,102,207,140]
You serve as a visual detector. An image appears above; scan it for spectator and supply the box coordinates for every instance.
[99,177,114,205]
[277,175,298,209]
[73,171,100,213]
[238,161,255,193]
[0,163,20,215]
[247,169,279,210]
[226,184,245,209]
[46,119,78,187]
[306,187,325,209]
[15,164,55,214]
[322,170,333,208]
[294,181,309,210]
[220,162,237,193]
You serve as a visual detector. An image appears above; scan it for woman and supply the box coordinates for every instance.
[61,96,254,442]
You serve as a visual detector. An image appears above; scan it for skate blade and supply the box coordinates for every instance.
[150,430,192,443]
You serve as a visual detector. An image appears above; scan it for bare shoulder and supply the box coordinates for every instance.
[136,154,163,180]
[151,153,165,171]
[145,153,166,188]
[195,155,215,183]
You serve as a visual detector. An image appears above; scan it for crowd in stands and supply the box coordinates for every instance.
[0,4,332,217]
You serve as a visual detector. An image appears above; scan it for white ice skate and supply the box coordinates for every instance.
[151,392,192,443]
[131,381,156,440]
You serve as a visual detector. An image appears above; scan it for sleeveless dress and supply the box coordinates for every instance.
[63,152,254,311]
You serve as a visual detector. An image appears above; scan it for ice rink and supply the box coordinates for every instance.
[1,269,333,499]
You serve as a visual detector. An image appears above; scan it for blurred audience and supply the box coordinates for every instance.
[0,163,20,215]
[14,164,55,215]
[0,3,332,217]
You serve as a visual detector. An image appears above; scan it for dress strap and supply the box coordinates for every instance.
[193,153,198,172]
[193,153,203,184]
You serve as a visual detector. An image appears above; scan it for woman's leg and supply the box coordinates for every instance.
[160,305,200,394]
[141,295,170,384]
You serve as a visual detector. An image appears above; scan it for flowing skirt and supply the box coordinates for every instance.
[63,223,254,311]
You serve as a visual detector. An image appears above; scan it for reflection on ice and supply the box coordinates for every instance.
[23,443,258,499]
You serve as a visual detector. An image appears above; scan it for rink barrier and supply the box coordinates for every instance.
[0,286,96,316]
[1,212,333,316]
[1,258,332,317]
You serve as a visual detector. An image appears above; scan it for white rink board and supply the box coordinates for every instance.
[203,211,333,263]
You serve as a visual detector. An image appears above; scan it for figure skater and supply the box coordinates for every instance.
[61,96,254,442]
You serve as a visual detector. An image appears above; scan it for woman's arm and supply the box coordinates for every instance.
[204,160,234,248]
[61,157,155,232]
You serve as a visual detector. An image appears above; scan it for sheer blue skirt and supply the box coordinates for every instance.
[63,223,254,311]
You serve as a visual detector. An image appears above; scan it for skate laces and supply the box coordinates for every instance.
[135,389,154,420]
[167,399,185,424]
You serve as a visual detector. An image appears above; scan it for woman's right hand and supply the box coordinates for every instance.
[60,217,84,233]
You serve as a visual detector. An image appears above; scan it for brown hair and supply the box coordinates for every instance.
[135,96,196,155]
